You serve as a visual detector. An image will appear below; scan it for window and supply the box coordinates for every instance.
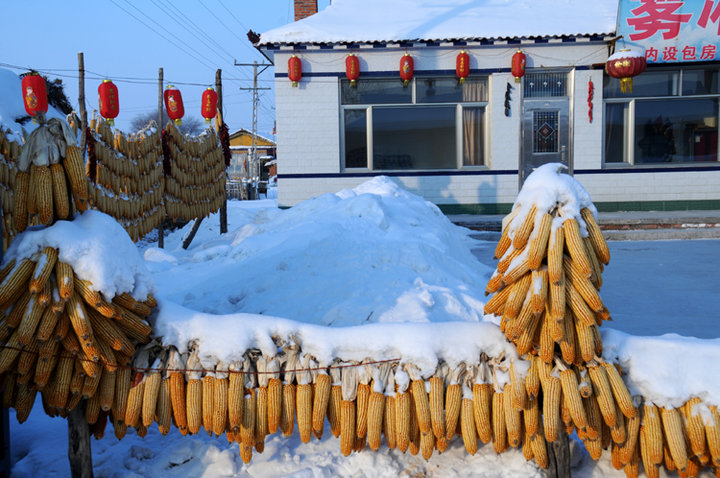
[341,77,488,170]
[603,66,719,165]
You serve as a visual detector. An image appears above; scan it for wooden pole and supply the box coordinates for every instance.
[157,68,165,249]
[67,401,93,478]
[546,432,571,478]
[78,52,87,154]
[216,69,228,234]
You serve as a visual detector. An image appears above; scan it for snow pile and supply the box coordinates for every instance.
[0,67,65,143]
[145,176,491,326]
[4,210,155,299]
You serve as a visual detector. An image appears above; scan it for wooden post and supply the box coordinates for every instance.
[67,401,93,478]
[546,432,571,478]
[157,68,165,249]
[216,69,228,234]
[77,52,87,154]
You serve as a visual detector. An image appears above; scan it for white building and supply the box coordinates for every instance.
[257,0,720,214]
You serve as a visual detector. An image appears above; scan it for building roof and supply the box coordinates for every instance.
[258,0,619,46]
[229,128,276,146]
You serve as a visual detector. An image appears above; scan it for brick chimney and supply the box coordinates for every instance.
[294,0,318,21]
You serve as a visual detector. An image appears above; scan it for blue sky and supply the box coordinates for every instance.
[2,0,330,136]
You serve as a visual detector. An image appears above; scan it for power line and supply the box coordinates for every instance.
[198,0,257,57]
[108,0,218,73]
[218,0,249,31]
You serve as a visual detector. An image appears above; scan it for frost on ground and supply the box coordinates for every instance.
[8,175,720,477]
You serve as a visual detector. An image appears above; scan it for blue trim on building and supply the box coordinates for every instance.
[277,165,720,180]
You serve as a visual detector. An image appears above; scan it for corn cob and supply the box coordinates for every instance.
[113,308,152,343]
[494,226,511,259]
[265,376,281,435]
[529,268,548,317]
[543,376,561,442]
[63,145,88,212]
[575,323,596,363]
[16,339,39,386]
[611,401,627,444]
[13,170,30,232]
[510,360,528,410]
[55,262,74,300]
[664,443,677,471]
[240,388,256,446]
[460,397,478,455]
[502,255,531,288]
[384,394,397,449]
[472,382,493,444]
[483,283,513,316]
[141,370,161,427]
[125,380,144,429]
[239,443,253,464]
[85,385,103,425]
[35,165,53,225]
[581,208,610,265]
[86,308,134,357]
[707,406,720,467]
[502,272,532,321]
[0,329,22,374]
[202,374,215,435]
[524,396,540,439]
[95,335,117,373]
[640,429,661,478]
[36,305,59,343]
[527,213,552,271]
[512,205,538,250]
[27,163,39,217]
[47,354,73,409]
[661,406,689,471]
[0,258,34,310]
[169,370,188,434]
[559,309,577,365]
[255,385,268,450]
[619,410,640,466]
[98,369,115,412]
[587,362,617,427]
[297,383,313,443]
[425,376,445,439]
[515,308,541,356]
[0,260,17,288]
[228,366,244,431]
[112,293,152,318]
[411,379,432,436]
[485,270,504,295]
[280,382,296,437]
[638,403,664,466]
[13,382,37,424]
[7,290,32,329]
[492,390,508,454]
[440,382,460,440]
[29,247,58,294]
[367,389,385,451]
[683,397,707,460]
[213,372,229,437]
[602,362,636,419]
[311,373,331,439]
[37,280,53,308]
[34,338,59,388]
[155,377,172,436]
[530,426,549,469]
[539,316,555,364]
[356,382,370,439]
[419,430,434,461]
[497,246,522,274]
[563,218,592,277]
[396,390,411,453]
[503,384,522,448]
[50,163,70,219]
[340,400,355,456]
[624,444,640,478]
[584,393,603,444]
[547,226,565,285]
[327,383,341,438]
[16,296,46,346]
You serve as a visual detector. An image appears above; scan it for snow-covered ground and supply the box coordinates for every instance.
[7,177,720,477]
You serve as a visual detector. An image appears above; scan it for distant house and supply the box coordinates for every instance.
[257,0,720,213]
[228,128,276,179]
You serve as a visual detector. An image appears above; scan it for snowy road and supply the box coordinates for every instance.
[471,238,720,339]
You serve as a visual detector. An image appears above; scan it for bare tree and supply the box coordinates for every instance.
[130,111,205,136]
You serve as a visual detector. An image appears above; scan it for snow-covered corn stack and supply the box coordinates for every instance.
[162,122,225,222]
[88,117,165,242]
[0,247,155,424]
[0,130,21,250]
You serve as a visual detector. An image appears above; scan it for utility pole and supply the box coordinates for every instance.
[234,60,270,199]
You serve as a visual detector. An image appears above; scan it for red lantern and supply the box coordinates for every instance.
[399,53,414,87]
[98,79,119,126]
[163,85,185,126]
[345,54,359,87]
[288,55,302,87]
[511,50,526,83]
[605,49,647,94]
[456,50,470,84]
[21,73,48,119]
[201,87,218,124]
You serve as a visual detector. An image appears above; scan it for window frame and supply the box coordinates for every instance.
[602,65,720,167]
[339,76,490,172]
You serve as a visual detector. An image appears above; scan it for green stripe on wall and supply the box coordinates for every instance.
[438,199,720,215]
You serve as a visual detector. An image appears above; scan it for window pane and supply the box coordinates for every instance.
[634,98,718,163]
[605,103,630,163]
[682,69,719,95]
[344,109,367,168]
[524,72,568,97]
[417,77,487,103]
[463,107,484,166]
[373,106,456,170]
[604,69,679,97]
[533,110,559,152]
[341,79,411,105]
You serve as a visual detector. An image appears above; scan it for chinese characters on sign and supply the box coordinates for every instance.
[617,0,720,63]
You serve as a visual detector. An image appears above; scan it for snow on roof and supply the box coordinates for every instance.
[259,0,619,46]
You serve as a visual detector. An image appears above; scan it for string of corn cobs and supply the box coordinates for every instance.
[0,130,21,251]
[0,248,155,430]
